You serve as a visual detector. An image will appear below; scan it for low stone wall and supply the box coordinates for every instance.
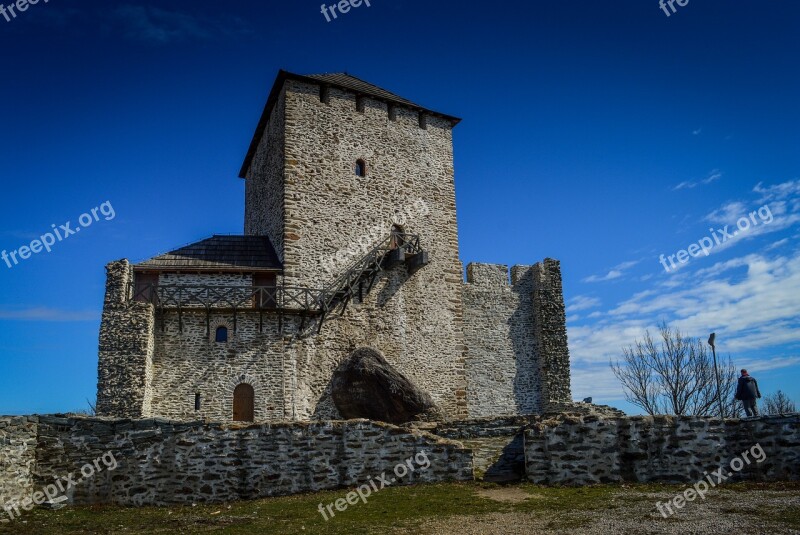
[416,404,627,483]
[418,416,534,482]
[0,417,37,511]
[1,415,473,509]
[524,414,800,485]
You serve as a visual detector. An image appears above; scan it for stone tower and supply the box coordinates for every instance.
[239,71,469,417]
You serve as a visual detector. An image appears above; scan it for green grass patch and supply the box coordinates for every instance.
[1,481,797,534]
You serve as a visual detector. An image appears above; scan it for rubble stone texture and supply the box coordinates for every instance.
[524,414,800,485]
[0,415,473,507]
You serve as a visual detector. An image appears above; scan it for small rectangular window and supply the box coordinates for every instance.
[320,86,330,104]
[194,393,201,411]
[419,113,427,130]
[356,96,365,113]
[388,105,397,122]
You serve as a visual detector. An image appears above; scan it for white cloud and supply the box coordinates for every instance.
[583,260,640,283]
[766,238,790,251]
[673,169,722,191]
[567,295,602,312]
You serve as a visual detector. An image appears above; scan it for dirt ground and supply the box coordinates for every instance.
[410,486,800,534]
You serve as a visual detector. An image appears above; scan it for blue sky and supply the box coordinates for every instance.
[0,0,798,415]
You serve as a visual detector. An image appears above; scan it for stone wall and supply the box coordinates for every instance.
[149,311,287,421]
[1,416,472,508]
[0,417,37,513]
[416,416,535,482]
[462,259,574,418]
[96,261,155,419]
[244,86,286,261]
[532,259,571,404]
[463,264,540,417]
[524,414,800,485]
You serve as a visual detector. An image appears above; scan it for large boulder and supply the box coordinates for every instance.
[331,347,441,424]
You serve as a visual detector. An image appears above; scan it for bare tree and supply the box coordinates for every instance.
[763,390,797,415]
[611,323,740,417]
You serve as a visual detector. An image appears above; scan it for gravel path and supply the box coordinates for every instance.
[406,487,800,534]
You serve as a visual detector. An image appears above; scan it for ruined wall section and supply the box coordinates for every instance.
[462,263,540,417]
[524,414,800,485]
[532,259,572,406]
[28,416,473,506]
[96,261,155,418]
[0,417,37,515]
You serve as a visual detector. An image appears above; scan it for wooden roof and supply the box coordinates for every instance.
[135,235,282,272]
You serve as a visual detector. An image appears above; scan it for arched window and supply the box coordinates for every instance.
[355,159,366,177]
[215,326,228,343]
[233,384,254,422]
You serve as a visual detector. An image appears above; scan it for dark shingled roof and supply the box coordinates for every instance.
[306,72,422,109]
[239,70,461,178]
[135,235,282,272]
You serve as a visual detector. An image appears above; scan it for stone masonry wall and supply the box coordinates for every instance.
[241,79,468,419]
[0,417,37,515]
[4,416,472,508]
[149,311,287,422]
[96,261,156,419]
[245,87,286,261]
[532,259,571,404]
[463,264,540,417]
[524,414,800,485]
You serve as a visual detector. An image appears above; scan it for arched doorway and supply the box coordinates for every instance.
[232,383,254,422]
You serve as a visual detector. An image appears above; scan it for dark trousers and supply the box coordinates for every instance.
[741,399,759,417]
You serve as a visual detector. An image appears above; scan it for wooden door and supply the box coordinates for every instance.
[232,384,254,422]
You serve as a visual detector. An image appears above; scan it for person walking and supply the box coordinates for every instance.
[734,369,762,417]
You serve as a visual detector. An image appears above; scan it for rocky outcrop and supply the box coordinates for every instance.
[331,348,441,424]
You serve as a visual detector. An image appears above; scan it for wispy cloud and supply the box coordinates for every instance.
[583,260,639,283]
[673,169,723,191]
[0,308,98,322]
[567,295,602,313]
[111,5,252,44]
[692,128,702,136]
